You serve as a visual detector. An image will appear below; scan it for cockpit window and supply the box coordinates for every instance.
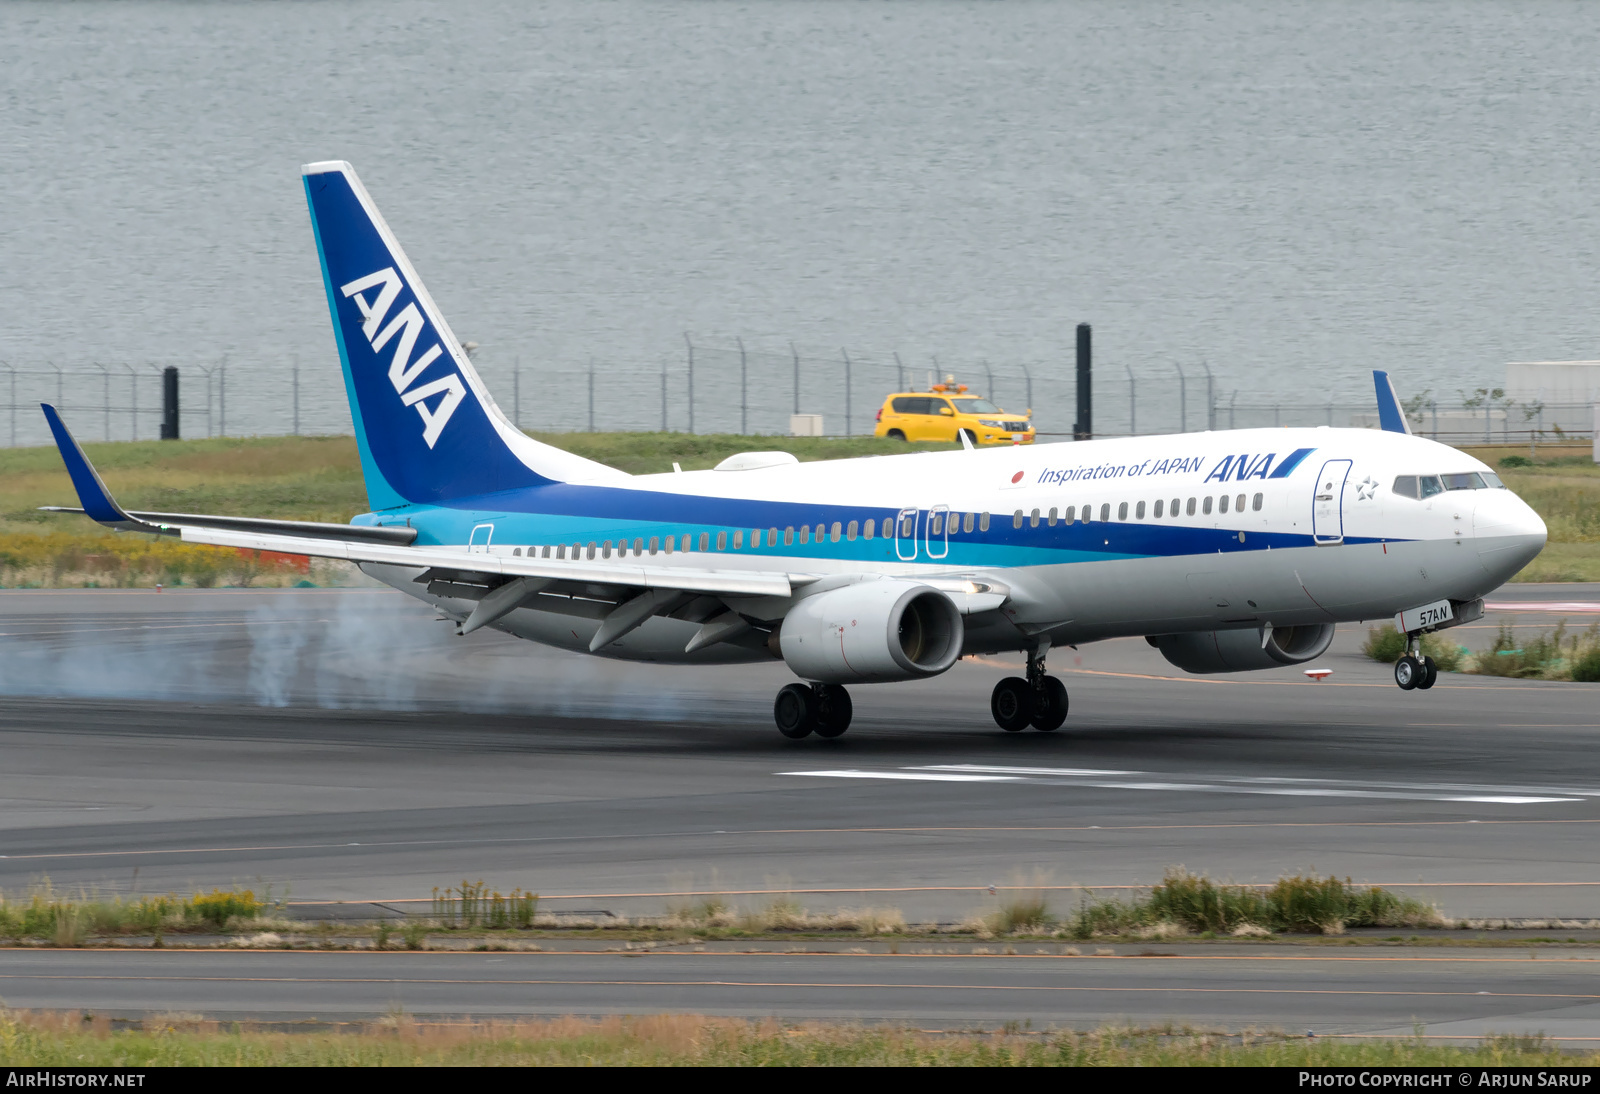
[1418,475,1443,498]
[1442,472,1486,491]
[1481,471,1505,489]
[1392,475,1418,499]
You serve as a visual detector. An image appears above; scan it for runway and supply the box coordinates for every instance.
[2,585,1599,1030]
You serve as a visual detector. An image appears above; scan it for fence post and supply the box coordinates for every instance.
[661,358,668,432]
[1273,403,1280,428]
[684,333,694,434]
[894,351,905,394]
[513,358,520,430]
[128,365,138,440]
[791,342,800,417]
[587,358,595,433]
[292,355,300,435]
[203,367,213,438]
[1202,362,1215,430]
[100,364,110,441]
[1173,362,1187,433]
[1484,401,1490,445]
[1020,362,1033,414]
[841,348,852,436]
[1326,401,1333,427]
[1430,399,1437,440]
[5,362,14,447]
[219,360,227,437]
[1229,390,1237,430]
[737,336,747,434]
[53,363,63,413]
[1126,365,1136,435]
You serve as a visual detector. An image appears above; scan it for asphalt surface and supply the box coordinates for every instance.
[5,947,1600,1037]
[2,585,1599,1031]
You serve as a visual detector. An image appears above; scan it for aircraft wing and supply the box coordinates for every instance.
[39,403,797,608]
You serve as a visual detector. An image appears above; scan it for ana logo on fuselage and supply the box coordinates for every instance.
[339,267,466,449]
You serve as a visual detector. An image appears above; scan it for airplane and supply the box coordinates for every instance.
[39,160,1549,739]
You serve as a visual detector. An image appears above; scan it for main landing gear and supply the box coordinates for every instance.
[990,644,1069,732]
[1394,632,1438,691]
[774,682,854,739]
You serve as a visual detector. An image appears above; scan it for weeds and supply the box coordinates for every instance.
[431,881,538,929]
[0,882,263,940]
[1467,621,1600,680]
[1361,624,1464,671]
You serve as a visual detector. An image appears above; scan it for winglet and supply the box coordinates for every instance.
[1373,371,1412,434]
[40,404,159,531]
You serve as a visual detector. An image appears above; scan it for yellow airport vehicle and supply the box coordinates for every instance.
[873,379,1034,446]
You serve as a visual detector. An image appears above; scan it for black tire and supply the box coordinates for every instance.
[1394,655,1421,691]
[774,683,816,738]
[1031,676,1069,731]
[886,429,907,442]
[1417,656,1438,690]
[960,429,977,447]
[991,677,1035,732]
[815,684,853,738]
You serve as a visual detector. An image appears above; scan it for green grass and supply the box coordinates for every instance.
[0,1012,1591,1066]
[0,884,270,942]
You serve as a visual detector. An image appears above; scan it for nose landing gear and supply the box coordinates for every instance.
[991,643,1069,731]
[1394,637,1438,691]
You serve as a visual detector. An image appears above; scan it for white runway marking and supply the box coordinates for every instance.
[778,764,1588,804]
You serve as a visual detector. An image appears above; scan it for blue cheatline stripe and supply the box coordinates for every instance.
[1267,448,1315,479]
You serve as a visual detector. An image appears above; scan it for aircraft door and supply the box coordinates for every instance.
[1311,460,1352,545]
[926,505,950,559]
[895,507,920,561]
[469,523,495,553]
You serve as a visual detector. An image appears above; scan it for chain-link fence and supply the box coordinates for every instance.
[4,345,1595,450]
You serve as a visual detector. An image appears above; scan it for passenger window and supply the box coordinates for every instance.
[898,515,914,537]
[633,537,644,555]
[1099,503,1110,522]
[766,527,776,546]
[733,530,744,550]
[682,534,692,552]
[863,519,875,541]
[963,512,975,533]
[715,531,726,550]
[1117,501,1128,520]
[979,512,990,532]
[512,547,522,557]
[587,542,597,560]
[662,537,672,555]
[1219,495,1230,514]
[799,525,810,544]
[1419,476,1443,499]
[1236,494,1245,513]
[1047,507,1057,526]
[883,517,895,538]
[648,537,659,555]
[1013,510,1024,529]
[784,526,795,545]
[830,521,842,542]
[542,546,552,558]
[1153,499,1164,518]
[696,532,708,551]
[929,513,942,535]
[749,529,760,548]
[816,523,825,541]
[1186,498,1196,516]
[1064,505,1076,523]
[891,396,920,414]
[1252,493,1263,511]
[1030,509,1040,528]
[1136,500,1146,519]
[847,520,858,541]
[1171,497,1180,517]
[1202,497,1213,515]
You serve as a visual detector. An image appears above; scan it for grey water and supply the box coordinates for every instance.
[1,0,1597,445]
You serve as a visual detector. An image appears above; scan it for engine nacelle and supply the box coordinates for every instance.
[1148,623,1335,674]
[779,580,965,684]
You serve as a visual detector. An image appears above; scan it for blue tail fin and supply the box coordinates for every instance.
[1373,370,1413,435]
[301,161,621,508]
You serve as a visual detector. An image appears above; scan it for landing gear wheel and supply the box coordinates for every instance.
[1031,676,1069,731]
[991,677,1036,732]
[774,683,817,738]
[1394,655,1422,691]
[814,684,853,738]
[1416,656,1438,690]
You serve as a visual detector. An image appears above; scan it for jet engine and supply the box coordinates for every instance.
[1148,623,1335,674]
[779,580,965,684]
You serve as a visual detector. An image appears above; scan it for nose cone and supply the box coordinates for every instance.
[1473,490,1547,582]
